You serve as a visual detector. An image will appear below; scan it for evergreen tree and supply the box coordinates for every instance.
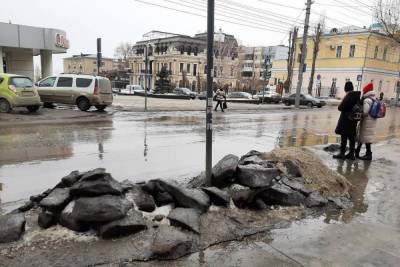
[155,66,171,94]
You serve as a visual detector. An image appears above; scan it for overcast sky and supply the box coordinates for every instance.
[1,0,376,73]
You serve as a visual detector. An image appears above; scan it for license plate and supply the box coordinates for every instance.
[22,92,34,97]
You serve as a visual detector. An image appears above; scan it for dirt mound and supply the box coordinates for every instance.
[261,147,351,198]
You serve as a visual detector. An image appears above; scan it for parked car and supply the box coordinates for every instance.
[198,90,216,100]
[256,88,282,103]
[121,85,148,95]
[37,74,113,111]
[0,73,42,113]
[173,88,197,99]
[282,93,326,108]
[227,92,254,99]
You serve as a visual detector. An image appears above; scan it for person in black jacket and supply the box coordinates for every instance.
[333,81,361,160]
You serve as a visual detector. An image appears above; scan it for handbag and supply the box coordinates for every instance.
[223,101,228,109]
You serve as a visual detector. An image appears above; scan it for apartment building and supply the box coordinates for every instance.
[272,26,400,99]
[63,54,114,75]
[238,45,289,91]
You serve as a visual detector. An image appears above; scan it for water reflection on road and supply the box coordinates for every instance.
[1,107,400,205]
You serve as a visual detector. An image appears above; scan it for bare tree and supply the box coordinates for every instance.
[376,0,400,43]
[308,20,324,95]
[180,71,189,88]
[114,42,134,68]
[284,27,298,94]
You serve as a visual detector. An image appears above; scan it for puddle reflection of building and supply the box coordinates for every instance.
[0,121,114,165]
[277,112,340,148]
[324,159,371,224]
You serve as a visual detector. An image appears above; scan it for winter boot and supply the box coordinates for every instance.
[359,152,372,161]
[345,151,356,160]
[333,152,346,159]
[355,148,361,159]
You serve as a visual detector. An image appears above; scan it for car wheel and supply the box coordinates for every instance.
[317,104,322,108]
[27,105,40,112]
[43,102,55,109]
[284,101,291,106]
[77,97,91,111]
[0,98,12,113]
[307,102,313,108]
[95,105,107,111]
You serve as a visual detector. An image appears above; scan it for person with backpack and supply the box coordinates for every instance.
[356,83,381,160]
[333,81,362,160]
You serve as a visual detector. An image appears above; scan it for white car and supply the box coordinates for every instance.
[37,74,113,111]
[121,85,150,95]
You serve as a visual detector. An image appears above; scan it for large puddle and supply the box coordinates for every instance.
[1,107,400,208]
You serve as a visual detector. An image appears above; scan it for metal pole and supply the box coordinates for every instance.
[295,0,312,108]
[97,38,102,76]
[144,45,148,111]
[205,0,215,186]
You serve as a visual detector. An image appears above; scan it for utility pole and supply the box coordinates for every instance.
[205,0,215,186]
[144,45,148,111]
[252,47,256,95]
[295,0,312,108]
[97,38,102,76]
[308,22,322,95]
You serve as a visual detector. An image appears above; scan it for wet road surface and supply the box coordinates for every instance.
[1,107,400,208]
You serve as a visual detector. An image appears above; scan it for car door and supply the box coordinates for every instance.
[299,94,307,105]
[54,77,74,104]
[37,76,57,103]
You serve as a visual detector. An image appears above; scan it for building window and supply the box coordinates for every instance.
[374,46,379,59]
[336,46,342,58]
[383,47,388,61]
[349,45,356,57]
[180,63,184,73]
[169,62,172,72]
[93,61,97,65]
[204,64,207,74]
[297,53,302,63]
[187,64,191,74]
[193,64,197,76]
[93,68,97,73]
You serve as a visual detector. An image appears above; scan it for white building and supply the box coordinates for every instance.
[0,22,69,79]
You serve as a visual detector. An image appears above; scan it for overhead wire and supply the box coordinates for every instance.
[133,0,289,33]
[182,0,302,32]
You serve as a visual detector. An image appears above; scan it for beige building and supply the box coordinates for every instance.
[63,54,114,75]
[129,31,239,92]
[272,25,400,99]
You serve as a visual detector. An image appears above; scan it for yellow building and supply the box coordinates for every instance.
[272,26,400,99]
[63,54,114,75]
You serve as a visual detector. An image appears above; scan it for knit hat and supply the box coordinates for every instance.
[363,83,374,94]
[344,81,354,92]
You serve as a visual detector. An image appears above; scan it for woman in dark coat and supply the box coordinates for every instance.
[334,81,361,160]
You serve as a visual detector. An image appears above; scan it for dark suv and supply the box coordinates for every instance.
[282,93,326,108]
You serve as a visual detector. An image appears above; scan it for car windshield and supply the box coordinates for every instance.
[304,94,315,100]
[9,77,33,88]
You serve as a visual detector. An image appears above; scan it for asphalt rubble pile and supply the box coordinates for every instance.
[0,147,354,261]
